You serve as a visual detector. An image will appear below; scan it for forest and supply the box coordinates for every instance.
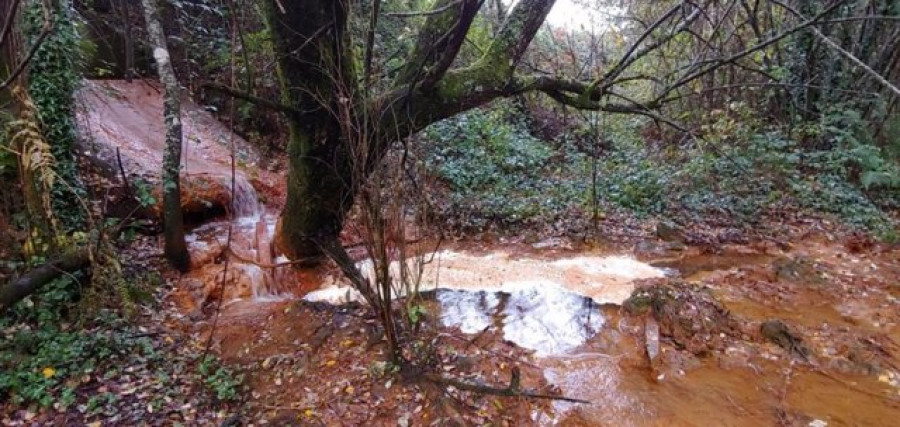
[1,0,899,424]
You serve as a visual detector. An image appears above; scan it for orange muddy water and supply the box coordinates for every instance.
[202,240,900,426]
[77,79,900,426]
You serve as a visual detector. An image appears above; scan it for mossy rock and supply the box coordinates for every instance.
[760,319,810,360]
[625,281,740,356]
[656,220,685,243]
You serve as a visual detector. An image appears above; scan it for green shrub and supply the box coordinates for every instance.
[597,143,669,215]
[198,356,244,402]
[423,102,586,230]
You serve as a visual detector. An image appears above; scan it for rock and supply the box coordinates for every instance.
[523,232,541,244]
[625,281,741,356]
[623,292,653,315]
[74,79,267,226]
[645,317,662,379]
[772,257,823,284]
[152,174,232,222]
[760,319,810,360]
[635,240,682,258]
[453,356,478,372]
[656,220,685,243]
[181,263,259,306]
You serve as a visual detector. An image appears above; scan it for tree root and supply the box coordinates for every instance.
[420,368,590,404]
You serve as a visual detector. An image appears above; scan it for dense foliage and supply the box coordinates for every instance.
[23,0,86,229]
[423,98,898,240]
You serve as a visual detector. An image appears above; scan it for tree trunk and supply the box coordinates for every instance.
[266,0,358,262]
[0,250,90,313]
[120,0,134,82]
[139,0,190,271]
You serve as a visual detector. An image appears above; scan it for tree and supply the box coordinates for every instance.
[267,0,557,261]
[255,0,884,261]
[139,0,190,271]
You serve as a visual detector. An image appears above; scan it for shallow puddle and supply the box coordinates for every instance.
[651,252,775,281]
[436,287,602,355]
[304,249,665,354]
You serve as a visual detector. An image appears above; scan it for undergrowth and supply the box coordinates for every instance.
[421,101,899,240]
[23,0,87,230]
[423,102,587,233]
[1,271,244,416]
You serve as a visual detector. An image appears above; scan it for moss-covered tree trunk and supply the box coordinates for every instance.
[267,0,359,261]
[266,0,557,260]
[140,0,190,271]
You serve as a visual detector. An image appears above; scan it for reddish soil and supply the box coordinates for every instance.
[75,79,285,208]
[175,299,554,425]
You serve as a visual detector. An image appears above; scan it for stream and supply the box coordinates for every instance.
[78,79,900,425]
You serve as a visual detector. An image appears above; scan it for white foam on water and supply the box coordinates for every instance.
[498,281,603,355]
[552,256,665,280]
[437,291,499,334]
[307,249,664,356]
[437,281,603,355]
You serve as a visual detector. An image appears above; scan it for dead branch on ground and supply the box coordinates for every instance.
[420,368,590,404]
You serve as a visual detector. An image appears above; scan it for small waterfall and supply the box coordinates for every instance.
[226,175,284,300]
[230,176,262,219]
[183,173,291,303]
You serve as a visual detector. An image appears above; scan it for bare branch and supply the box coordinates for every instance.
[0,0,22,49]
[651,0,847,105]
[363,0,381,87]
[201,82,304,116]
[421,370,590,404]
[395,0,483,89]
[596,2,688,87]
[770,0,900,99]
[0,0,52,92]
[0,250,90,313]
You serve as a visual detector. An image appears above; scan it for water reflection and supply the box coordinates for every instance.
[436,282,603,356]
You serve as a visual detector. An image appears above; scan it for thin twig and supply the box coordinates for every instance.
[386,0,461,18]
[0,0,52,92]
[201,82,303,115]
[116,147,131,195]
[770,0,900,99]
[0,0,22,49]
[199,10,241,364]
